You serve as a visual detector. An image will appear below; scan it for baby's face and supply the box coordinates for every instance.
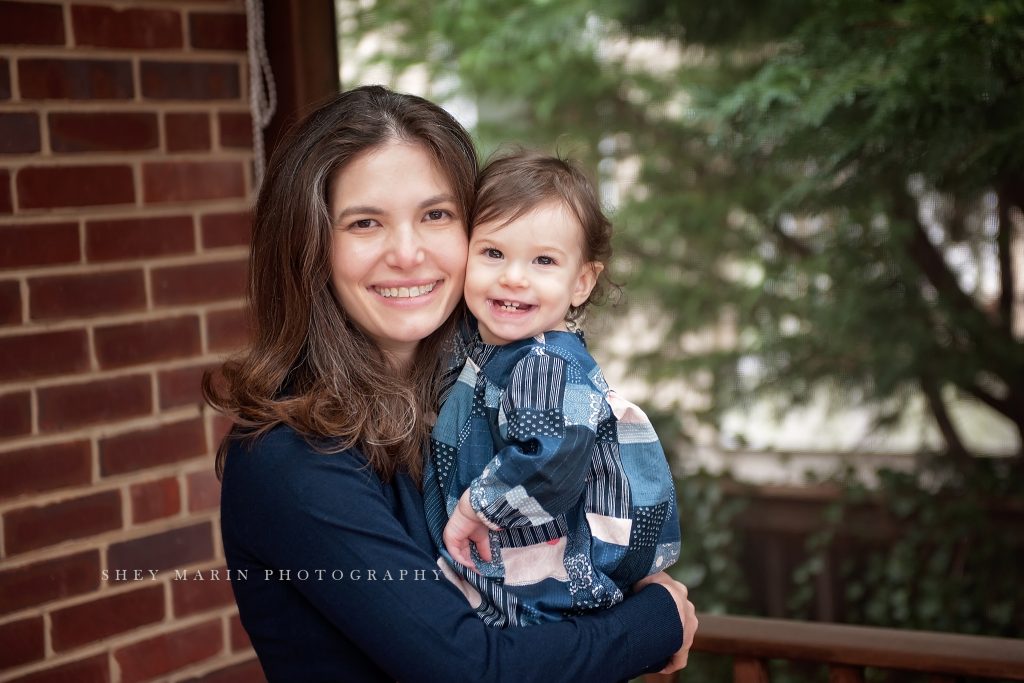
[464,200,598,345]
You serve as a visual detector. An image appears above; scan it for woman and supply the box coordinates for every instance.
[205,85,696,682]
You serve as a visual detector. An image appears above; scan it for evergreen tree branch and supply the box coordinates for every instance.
[920,375,972,463]
[962,382,1013,421]
[900,200,1021,379]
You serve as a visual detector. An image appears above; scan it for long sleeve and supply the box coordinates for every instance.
[221,426,683,682]
[468,350,601,530]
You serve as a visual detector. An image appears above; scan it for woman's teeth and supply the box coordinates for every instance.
[375,282,436,298]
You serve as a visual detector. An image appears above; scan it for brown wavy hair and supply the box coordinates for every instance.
[203,86,478,481]
[472,149,614,323]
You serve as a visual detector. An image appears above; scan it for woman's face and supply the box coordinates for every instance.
[329,141,468,367]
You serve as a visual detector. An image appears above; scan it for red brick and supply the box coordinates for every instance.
[15,654,109,683]
[152,258,247,306]
[0,112,40,153]
[141,60,240,100]
[0,58,9,100]
[166,112,211,152]
[108,521,214,576]
[0,280,19,325]
[4,489,122,555]
[100,416,206,476]
[0,1,64,46]
[172,568,234,616]
[201,210,250,249]
[217,111,252,149]
[29,269,145,320]
[17,164,134,209]
[229,613,251,652]
[49,112,158,153]
[0,439,91,500]
[206,307,248,351]
[158,361,217,410]
[19,58,133,100]
[0,169,11,212]
[190,12,246,51]
[0,390,30,437]
[95,314,201,369]
[0,551,99,616]
[0,616,44,670]
[143,160,245,204]
[182,658,263,683]
[187,469,220,512]
[52,584,164,651]
[0,222,79,268]
[0,329,89,381]
[116,619,222,683]
[86,214,194,262]
[73,4,183,49]
[38,373,152,431]
[131,476,181,523]
[0,279,18,322]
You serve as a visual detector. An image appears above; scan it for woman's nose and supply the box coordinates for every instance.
[384,225,425,269]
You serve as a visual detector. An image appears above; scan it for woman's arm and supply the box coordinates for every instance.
[224,427,683,682]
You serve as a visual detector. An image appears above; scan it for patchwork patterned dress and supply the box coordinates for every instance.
[423,330,680,627]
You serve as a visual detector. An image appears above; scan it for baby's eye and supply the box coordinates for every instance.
[484,248,503,259]
[535,255,556,265]
[425,209,451,221]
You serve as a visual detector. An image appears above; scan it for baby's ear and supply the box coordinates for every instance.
[571,262,604,307]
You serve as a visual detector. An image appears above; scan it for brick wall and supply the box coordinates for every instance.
[0,1,262,681]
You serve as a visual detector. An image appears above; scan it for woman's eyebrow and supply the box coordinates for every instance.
[335,205,383,222]
[418,194,456,208]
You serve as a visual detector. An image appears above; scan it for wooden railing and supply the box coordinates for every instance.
[654,614,1024,681]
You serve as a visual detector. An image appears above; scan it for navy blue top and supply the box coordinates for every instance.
[221,425,683,682]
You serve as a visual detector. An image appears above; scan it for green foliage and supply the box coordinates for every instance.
[341,0,1024,457]
[789,457,1024,639]
[670,469,750,615]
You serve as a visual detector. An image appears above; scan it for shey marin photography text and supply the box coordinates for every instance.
[101,567,447,582]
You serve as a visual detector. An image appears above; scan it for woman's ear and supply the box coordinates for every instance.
[571,262,604,307]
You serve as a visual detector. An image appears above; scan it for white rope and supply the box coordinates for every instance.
[245,0,277,191]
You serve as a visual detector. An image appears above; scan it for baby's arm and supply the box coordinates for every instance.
[468,350,597,531]
[443,489,493,568]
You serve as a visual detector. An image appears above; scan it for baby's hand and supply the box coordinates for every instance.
[443,490,493,572]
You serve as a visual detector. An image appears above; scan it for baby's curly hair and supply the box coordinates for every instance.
[472,149,614,323]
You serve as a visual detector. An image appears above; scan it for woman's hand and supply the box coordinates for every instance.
[635,572,698,674]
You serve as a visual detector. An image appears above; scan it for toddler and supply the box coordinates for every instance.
[423,150,680,627]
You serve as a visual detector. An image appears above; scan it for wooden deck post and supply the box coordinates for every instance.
[734,657,771,683]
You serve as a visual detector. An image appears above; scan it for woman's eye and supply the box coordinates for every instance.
[349,218,378,229]
[484,248,503,259]
[535,255,555,265]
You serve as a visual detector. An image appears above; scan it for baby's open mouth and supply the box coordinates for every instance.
[492,299,535,312]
